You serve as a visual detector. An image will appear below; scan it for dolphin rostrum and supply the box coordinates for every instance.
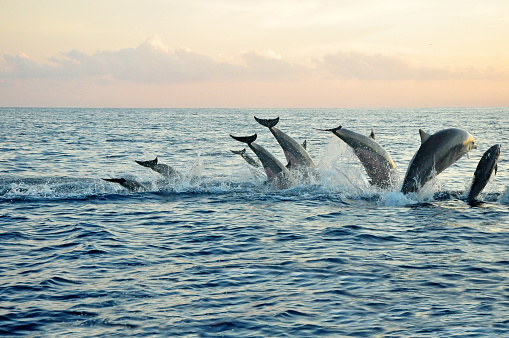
[254,116,315,169]
[230,148,260,167]
[321,126,397,189]
[467,144,500,202]
[135,157,182,180]
[102,178,149,192]
[230,133,292,188]
[401,128,477,194]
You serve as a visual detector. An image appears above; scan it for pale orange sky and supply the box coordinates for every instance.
[1,0,508,107]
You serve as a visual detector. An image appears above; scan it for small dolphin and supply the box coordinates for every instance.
[321,126,397,189]
[135,157,182,180]
[230,148,260,167]
[102,178,148,192]
[230,133,292,188]
[467,144,500,202]
[254,116,315,169]
[401,128,477,194]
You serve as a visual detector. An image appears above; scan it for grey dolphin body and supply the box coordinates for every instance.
[230,134,292,188]
[254,117,315,169]
[401,128,477,194]
[467,144,500,202]
[230,149,260,167]
[136,157,182,180]
[323,126,397,189]
[103,178,149,192]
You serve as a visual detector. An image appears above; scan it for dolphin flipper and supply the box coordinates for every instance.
[254,116,279,128]
[230,134,257,145]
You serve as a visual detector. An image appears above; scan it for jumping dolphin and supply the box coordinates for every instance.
[321,126,397,189]
[230,148,260,167]
[254,116,315,169]
[401,128,477,194]
[467,144,500,202]
[135,157,182,180]
[102,178,149,192]
[230,133,292,188]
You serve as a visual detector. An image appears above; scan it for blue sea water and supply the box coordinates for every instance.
[1,107,509,337]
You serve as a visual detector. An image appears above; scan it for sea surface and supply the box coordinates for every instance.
[1,107,509,337]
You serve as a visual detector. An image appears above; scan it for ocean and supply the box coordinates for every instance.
[1,107,509,337]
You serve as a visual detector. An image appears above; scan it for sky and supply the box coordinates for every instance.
[1,0,508,108]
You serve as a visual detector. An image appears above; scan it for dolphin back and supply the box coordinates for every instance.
[467,144,500,201]
[254,116,279,128]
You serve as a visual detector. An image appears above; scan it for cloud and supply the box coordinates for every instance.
[0,36,303,83]
[318,52,507,81]
[1,36,506,84]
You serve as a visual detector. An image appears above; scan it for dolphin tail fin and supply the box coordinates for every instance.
[317,126,342,133]
[230,134,257,145]
[254,116,279,128]
[103,178,126,184]
[230,149,246,155]
[136,157,158,168]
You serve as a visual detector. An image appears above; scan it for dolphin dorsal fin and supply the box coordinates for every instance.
[302,140,307,150]
[419,129,431,144]
[369,129,375,140]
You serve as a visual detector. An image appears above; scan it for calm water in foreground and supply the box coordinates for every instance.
[1,107,509,337]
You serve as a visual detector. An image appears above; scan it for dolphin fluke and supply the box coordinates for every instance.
[230,134,257,145]
[103,178,148,192]
[136,157,158,168]
[318,126,343,133]
[254,116,279,128]
[103,178,127,184]
[230,149,246,155]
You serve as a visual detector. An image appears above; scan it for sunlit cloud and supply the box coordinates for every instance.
[1,36,507,86]
[0,36,304,83]
[318,52,508,81]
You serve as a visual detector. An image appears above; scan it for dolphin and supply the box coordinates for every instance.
[230,148,260,167]
[230,133,292,188]
[321,126,397,189]
[102,178,149,192]
[254,116,315,169]
[135,157,182,180]
[467,144,500,202]
[401,128,477,194]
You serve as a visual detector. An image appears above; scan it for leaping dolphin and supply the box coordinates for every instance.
[230,133,292,188]
[401,128,477,194]
[230,148,260,167]
[135,157,182,180]
[103,178,149,192]
[467,144,500,202]
[321,126,397,189]
[254,116,315,169]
